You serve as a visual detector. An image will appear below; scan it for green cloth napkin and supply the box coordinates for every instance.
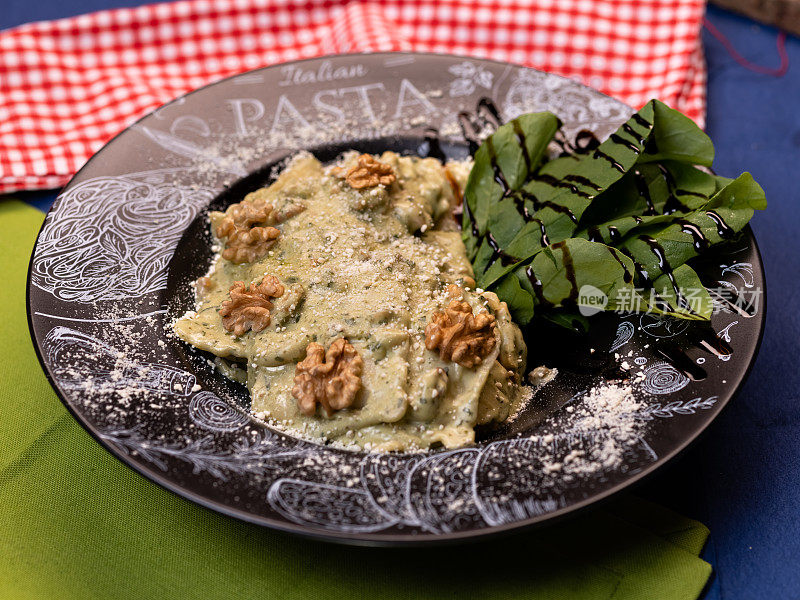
[0,200,712,600]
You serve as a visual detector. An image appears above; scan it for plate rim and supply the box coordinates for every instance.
[25,51,768,545]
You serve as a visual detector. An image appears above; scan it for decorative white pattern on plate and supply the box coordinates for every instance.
[267,480,397,533]
[188,391,249,432]
[31,169,214,302]
[639,314,691,339]
[640,396,719,419]
[502,69,630,133]
[720,262,755,288]
[611,321,635,351]
[45,326,196,396]
[448,61,494,97]
[641,361,690,395]
[100,425,311,482]
[718,321,738,343]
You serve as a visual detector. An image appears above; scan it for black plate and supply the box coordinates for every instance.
[27,53,765,545]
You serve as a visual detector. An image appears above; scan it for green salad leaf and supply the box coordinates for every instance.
[461,99,766,326]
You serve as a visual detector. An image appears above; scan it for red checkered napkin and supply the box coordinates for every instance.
[0,0,707,194]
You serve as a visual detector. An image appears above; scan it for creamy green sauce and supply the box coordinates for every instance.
[174,151,527,451]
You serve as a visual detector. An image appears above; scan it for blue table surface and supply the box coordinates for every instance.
[3,2,799,598]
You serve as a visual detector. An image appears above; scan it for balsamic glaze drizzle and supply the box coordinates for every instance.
[574,130,601,154]
[691,329,733,359]
[486,137,511,196]
[593,149,625,172]
[587,226,603,243]
[458,97,504,154]
[533,218,550,246]
[705,210,735,238]
[552,241,580,305]
[531,173,592,198]
[458,113,482,155]
[524,242,633,309]
[477,97,503,128]
[462,190,480,238]
[638,235,699,315]
[620,247,651,287]
[422,128,447,162]
[517,190,578,223]
[610,133,642,153]
[657,345,707,380]
[551,132,574,158]
[622,122,646,144]
[645,134,659,154]
[563,174,602,191]
[675,189,708,199]
[486,232,517,267]
[525,265,551,308]
[512,118,532,172]
[608,247,634,283]
[511,192,532,219]
[657,164,691,214]
[675,219,710,252]
[633,168,657,215]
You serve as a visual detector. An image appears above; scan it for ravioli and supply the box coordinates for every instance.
[173,151,527,451]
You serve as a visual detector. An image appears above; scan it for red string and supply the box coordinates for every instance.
[703,17,789,77]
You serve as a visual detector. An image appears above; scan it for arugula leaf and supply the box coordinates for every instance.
[460,99,767,328]
[651,264,714,320]
[638,99,715,167]
[579,161,716,227]
[540,311,590,333]
[472,102,657,288]
[617,173,766,285]
[501,238,650,319]
[493,269,535,325]
[463,112,560,242]
[512,101,656,244]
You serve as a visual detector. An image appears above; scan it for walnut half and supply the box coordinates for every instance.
[345,154,396,189]
[219,276,285,336]
[292,338,363,417]
[425,300,497,368]
[221,227,281,264]
[215,197,281,264]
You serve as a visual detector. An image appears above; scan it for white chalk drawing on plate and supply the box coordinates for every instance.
[267,479,398,533]
[188,391,249,432]
[99,426,311,482]
[640,360,690,395]
[471,438,564,527]
[33,308,168,323]
[405,449,482,533]
[611,321,635,351]
[359,453,423,526]
[639,313,690,339]
[501,68,629,134]
[718,321,738,343]
[448,61,494,97]
[265,434,659,534]
[134,125,248,176]
[716,321,738,361]
[32,169,215,302]
[44,326,196,396]
[720,262,755,288]
[639,396,719,419]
